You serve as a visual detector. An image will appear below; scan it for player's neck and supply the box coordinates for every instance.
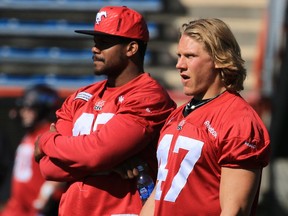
[183,90,226,117]
[107,68,144,87]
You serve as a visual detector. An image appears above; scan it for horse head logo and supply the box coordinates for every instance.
[95,11,107,25]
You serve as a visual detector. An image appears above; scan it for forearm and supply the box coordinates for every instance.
[220,167,261,216]
[140,186,156,216]
[39,156,90,181]
[39,120,149,171]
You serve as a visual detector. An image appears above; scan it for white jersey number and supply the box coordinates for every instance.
[155,134,204,202]
[13,143,34,182]
[72,112,114,136]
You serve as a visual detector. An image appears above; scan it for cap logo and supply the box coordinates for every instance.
[95,11,107,25]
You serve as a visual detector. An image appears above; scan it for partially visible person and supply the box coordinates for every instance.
[140,18,271,216]
[1,84,64,216]
[34,5,176,216]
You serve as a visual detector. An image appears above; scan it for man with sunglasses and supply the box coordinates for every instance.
[34,6,176,216]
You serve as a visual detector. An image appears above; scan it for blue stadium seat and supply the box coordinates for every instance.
[0,18,159,39]
[0,73,106,89]
[0,0,163,12]
[0,46,152,65]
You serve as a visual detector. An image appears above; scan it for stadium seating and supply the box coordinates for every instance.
[0,0,166,90]
[0,0,163,12]
[0,46,152,65]
[0,18,159,38]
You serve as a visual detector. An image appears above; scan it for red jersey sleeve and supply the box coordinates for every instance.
[56,89,89,136]
[39,114,148,171]
[39,156,90,181]
[217,113,270,168]
[39,87,93,181]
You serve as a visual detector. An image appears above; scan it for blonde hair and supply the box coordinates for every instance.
[180,18,246,92]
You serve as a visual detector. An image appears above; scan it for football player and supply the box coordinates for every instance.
[140,18,271,216]
[34,6,176,216]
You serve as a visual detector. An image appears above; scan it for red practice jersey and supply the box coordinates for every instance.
[38,73,176,215]
[154,91,270,216]
[2,123,50,216]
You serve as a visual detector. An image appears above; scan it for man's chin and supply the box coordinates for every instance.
[93,70,105,76]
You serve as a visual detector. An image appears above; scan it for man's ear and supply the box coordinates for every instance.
[126,41,138,57]
[214,61,222,69]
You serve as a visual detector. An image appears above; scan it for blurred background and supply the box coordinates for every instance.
[0,0,287,215]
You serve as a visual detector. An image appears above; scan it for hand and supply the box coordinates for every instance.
[49,123,57,132]
[34,123,57,163]
[113,157,147,179]
[34,135,45,163]
[113,166,139,179]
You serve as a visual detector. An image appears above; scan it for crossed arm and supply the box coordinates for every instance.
[34,115,152,182]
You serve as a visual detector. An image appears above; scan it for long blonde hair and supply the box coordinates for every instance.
[180,18,247,92]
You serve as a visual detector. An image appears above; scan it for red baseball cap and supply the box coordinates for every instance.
[75,6,149,42]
